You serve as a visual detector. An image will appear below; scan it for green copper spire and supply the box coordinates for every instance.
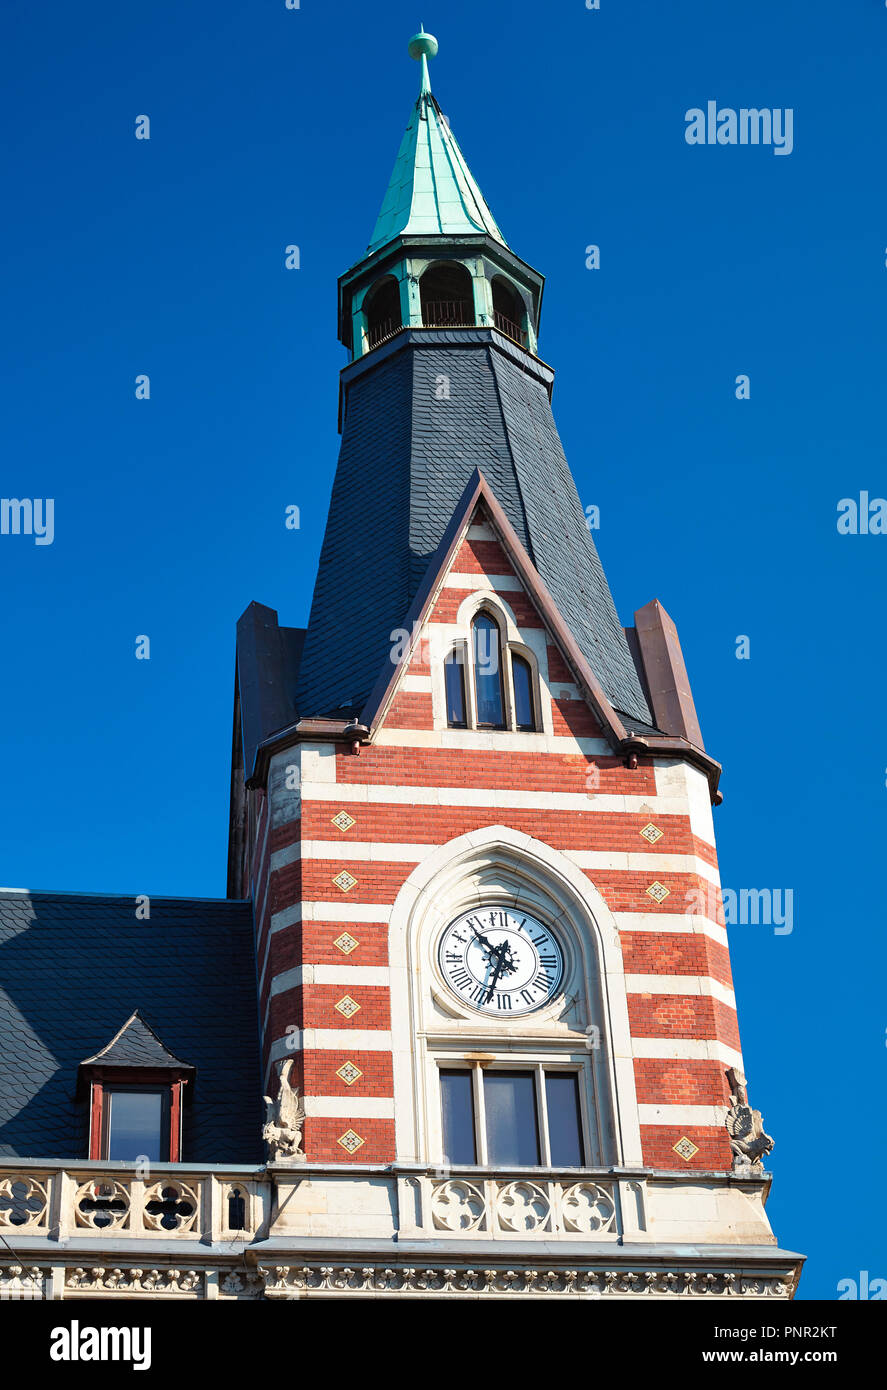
[367,29,508,255]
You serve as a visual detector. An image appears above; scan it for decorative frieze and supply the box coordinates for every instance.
[65,1267,203,1297]
[257,1265,794,1299]
[0,1260,796,1301]
[0,1265,47,1300]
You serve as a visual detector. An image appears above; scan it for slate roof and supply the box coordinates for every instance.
[0,890,262,1163]
[80,1010,194,1071]
[293,329,653,727]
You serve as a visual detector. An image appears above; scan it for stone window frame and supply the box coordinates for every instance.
[432,1052,595,1169]
[439,591,546,735]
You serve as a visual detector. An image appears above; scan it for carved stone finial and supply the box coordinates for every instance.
[724,1067,773,1172]
[262,1058,306,1163]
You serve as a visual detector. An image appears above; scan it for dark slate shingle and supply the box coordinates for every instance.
[80,1010,193,1069]
[0,891,262,1163]
[294,330,652,725]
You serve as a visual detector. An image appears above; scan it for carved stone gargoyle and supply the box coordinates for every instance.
[262,1058,306,1163]
[724,1067,774,1172]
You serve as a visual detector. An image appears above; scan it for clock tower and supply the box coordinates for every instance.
[228,30,803,1300]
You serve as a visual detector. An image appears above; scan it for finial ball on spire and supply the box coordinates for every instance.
[408,29,438,62]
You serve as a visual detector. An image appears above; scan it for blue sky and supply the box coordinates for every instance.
[2,0,885,1299]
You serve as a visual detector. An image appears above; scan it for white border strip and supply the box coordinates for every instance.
[270,965,390,995]
[625,974,736,1009]
[638,1104,728,1127]
[303,1096,395,1119]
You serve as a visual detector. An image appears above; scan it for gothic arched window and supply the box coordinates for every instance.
[471,612,505,728]
[511,652,536,731]
[444,644,468,728]
[444,607,541,733]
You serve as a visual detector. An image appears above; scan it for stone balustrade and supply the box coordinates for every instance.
[402,1172,621,1239]
[0,1162,628,1243]
[0,1159,797,1300]
[0,1164,267,1242]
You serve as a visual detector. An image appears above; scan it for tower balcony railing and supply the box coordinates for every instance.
[493,309,528,348]
[421,299,476,328]
[366,318,402,350]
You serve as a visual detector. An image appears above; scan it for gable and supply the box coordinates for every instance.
[370,493,619,745]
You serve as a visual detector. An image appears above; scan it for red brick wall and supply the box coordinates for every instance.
[255,519,740,1173]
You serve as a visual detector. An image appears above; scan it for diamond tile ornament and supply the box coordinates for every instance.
[332,870,357,893]
[336,1061,363,1087]
[639,823,663,845]
[646,880,670,904]
[337,1129,365,1154]
[331,811,355,833]
[334,995,361,1019]
[334,931,359,956]
[673,1136,699,1162]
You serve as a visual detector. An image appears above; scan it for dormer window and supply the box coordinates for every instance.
[102,1087,169,1163]
[79,1011,194,1163]
[446,605,541,733]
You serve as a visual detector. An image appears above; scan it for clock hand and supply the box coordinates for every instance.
[484,939,517,1003]
[468,922,499,958]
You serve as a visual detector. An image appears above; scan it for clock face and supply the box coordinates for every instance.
[438,907,564,1016]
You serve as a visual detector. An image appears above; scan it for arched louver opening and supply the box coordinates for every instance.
[420,261,475,327]
[511,652,536,731]
[491,275,528,348]
[364,275,402,349]
[471,612,505,729]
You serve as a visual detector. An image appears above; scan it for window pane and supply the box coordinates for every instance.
[440,1070,477,1164]
[107,1090,165,1162]
[472,615,504,727]
[483,1071,539,1165]
[512,654,535,730]
[444,649,467,727]
[545,1072,585,1166]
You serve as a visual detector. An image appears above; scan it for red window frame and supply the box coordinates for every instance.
[87,1068,188,1162]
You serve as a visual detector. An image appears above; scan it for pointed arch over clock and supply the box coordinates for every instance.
[387,825,643,1169]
